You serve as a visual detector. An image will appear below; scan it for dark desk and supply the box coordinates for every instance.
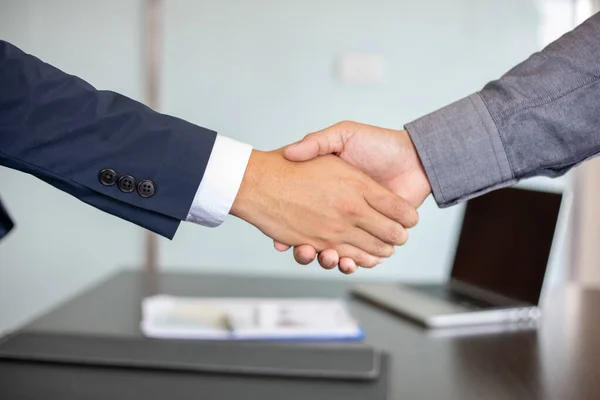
[19,271,600,400]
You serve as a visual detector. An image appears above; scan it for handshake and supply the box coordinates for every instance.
[229,121,432,274]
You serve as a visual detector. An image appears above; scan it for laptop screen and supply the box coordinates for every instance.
[450,187,563,306]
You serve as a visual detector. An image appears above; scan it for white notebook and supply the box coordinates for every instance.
[141,295,364,341]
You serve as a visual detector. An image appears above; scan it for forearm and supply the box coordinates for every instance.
[406,12,600,207]
[0,40,217,238]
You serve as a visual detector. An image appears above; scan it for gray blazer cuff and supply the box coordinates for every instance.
[405,93,515,207]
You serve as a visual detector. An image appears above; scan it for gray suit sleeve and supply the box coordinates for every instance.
[405,12,600,207]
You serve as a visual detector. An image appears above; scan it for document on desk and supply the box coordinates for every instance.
[141,295,364,341]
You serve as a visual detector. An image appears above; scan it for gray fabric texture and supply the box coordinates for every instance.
[406,12,600,207]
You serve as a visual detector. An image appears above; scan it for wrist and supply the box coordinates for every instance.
[230,149,257,219]
[397,129,433,207]
[230,149,273,223]
[402,129,432,192]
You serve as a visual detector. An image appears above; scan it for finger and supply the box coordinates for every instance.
[293,245,317,265]
[357,209,409,246]
[364,186,419,229]
[283,123,348,162]
[339,258,358,274]
[335,244,381,268]
[274,241,291,252]
[317,249,339,269]
[345,227,395,258]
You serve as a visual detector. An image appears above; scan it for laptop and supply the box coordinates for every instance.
[351,186,571,328]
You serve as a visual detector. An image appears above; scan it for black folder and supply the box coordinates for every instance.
[0,332,390,400]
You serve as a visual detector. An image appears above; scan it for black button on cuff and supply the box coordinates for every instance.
[137,180,156,198]
[118,175,137,193]
[99,168,117,186]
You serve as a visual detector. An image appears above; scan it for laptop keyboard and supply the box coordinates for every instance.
[408,285,496,310]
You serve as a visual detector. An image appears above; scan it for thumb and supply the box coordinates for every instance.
[283,126,346,161]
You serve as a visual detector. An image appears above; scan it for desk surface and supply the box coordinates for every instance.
[23,271,600,400]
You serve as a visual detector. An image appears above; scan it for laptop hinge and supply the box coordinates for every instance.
[448,279,533,307]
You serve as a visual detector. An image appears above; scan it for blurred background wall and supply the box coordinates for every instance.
[0,0,582,333]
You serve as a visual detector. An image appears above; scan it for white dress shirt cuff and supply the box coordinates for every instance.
[186,135,253,227]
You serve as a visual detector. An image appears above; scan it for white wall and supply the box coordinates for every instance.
[0,0,571,333]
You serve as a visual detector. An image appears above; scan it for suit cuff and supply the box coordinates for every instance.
[405,93,515,207]
[186,135,252,227]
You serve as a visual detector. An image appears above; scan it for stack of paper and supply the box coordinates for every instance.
[141,295,364,341]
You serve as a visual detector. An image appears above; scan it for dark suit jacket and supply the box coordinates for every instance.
[0,40,217,241]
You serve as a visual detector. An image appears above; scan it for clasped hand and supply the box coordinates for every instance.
[231,121,432,274]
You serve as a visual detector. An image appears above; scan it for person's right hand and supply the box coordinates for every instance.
[230,148,419,268]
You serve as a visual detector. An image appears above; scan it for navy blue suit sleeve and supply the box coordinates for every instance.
[0,40,217,240]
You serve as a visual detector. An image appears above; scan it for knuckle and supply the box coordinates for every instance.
[392,201,409,219]
[329,223,347,238]
[360,257,378,269]
[336,198,360,218]
[337,120,352,129]
[387,224,404,244]
[383,245,396,257]
[335,120,359,135]
[311,239,328,253]
[397,229,409,246]
[352,253,367,266]
[361,181,374,195]
[405,207,419,228]
[375,243,395,258]
[393,201,418,227]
